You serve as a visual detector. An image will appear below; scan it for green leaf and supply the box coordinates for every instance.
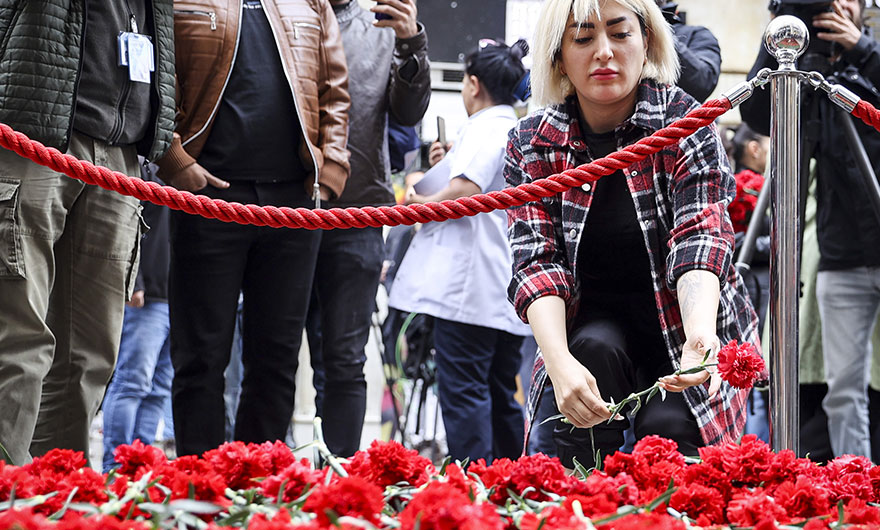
[48,487,79,521]
[646,386,659,404]
[571,456,589,480]
[0,441,12,465]
[539,414,567,426]
[324,508,341,526]
[701,348,711,364]
[438,456,452,476]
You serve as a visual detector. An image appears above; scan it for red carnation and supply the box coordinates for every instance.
[344,440,433,488]
[157,455,228,506]
[0,508,49,530]
[717,340,765,390]
[27,449,87,475]
[398,481,504,530]
[840,498,880,525]
[469,453,569,503]
[111,439,168,477]
[54,512,151,530]
[0,462,34,501]
[303,475,384,527]
[773,476,831,519]
[520,505,588,530]
[563,493,618,519]
[203,441,270,491]
[597,512,686,529]
[260,458,323,503]
[726,489,787,526]
[254,440,297,475]
[670,484,725,524]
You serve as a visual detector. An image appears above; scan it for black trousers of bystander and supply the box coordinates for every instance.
[168,181,320,457]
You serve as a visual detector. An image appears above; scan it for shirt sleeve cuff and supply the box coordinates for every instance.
[509,264,576,323]
[665,234,733,290]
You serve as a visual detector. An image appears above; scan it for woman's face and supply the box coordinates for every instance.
[558,1,648,117]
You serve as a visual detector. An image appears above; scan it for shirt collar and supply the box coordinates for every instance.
[332,1,360,24]
[532,79,670,150]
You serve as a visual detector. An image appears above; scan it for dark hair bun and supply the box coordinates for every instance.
[510,38,529,61]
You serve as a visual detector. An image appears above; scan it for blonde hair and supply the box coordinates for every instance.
[531,0,680,106]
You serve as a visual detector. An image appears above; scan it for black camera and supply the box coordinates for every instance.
[768,0,835,66]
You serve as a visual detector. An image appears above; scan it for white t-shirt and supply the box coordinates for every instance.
[389,105,530,336]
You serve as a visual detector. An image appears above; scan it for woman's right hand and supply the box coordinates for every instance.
[546,353,613,429]
[163,162,229,192]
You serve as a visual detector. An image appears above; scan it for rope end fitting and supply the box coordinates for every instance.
[722,69,772,108]
[827,85,860,114]
[312,181,322,209]
[722,81,754,109]
[806,71,859,113]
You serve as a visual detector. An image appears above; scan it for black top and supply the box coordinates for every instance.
[74,0,154,146]
[577,129,655,296]
[198,1,306,182]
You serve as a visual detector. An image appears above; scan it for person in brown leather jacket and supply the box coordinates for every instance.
[156,0,350,456]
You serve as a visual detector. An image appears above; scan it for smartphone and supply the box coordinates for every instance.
[437,116,447,146]
[374,1,392,21]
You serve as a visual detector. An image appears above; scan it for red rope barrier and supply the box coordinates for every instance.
[853,99,880,134]
[0,99,731,230]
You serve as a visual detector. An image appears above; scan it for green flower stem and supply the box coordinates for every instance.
[313,417,349,478]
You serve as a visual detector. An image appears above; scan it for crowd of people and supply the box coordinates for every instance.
[0,0,878,472]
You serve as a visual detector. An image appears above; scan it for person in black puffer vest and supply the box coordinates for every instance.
[0,1,176,466]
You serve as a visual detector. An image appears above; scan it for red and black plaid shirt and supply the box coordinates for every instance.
[505,80,761,449]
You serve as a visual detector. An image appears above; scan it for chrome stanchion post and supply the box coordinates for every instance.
[764,16,808,454]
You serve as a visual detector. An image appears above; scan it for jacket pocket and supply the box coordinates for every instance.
[0,178,24,278]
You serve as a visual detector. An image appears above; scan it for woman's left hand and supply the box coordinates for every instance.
[659,333,722,397]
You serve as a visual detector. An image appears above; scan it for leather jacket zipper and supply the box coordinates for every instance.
[181,2,243,148]
[261,1,322,207]
[292,21,321,40]
[173,9,217,30]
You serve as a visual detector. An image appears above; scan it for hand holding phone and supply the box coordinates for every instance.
[374,1,392,21]
[372,0,419,40]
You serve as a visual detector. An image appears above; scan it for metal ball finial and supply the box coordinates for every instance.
[764,15,809,67]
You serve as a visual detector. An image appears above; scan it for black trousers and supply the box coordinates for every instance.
[434,318,525,462]
[169,181,320,456]
[552,292,703,469]
[304,226,384,457]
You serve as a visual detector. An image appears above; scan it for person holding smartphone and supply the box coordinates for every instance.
[300,0,430,457]
[390,38,531,463]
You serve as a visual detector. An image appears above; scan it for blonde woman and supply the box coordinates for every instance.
[506,0,760,468]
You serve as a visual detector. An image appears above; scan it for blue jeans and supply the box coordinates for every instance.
[817,267,880,457]
[102,303,173,472]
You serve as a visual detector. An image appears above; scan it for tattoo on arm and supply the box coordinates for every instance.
[677,272,704,323]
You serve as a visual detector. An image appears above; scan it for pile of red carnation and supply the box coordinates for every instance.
[2,433,880,529]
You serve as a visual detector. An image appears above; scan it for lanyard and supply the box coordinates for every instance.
[123,0,139,33]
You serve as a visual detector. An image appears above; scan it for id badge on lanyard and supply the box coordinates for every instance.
[118,14,154,84]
